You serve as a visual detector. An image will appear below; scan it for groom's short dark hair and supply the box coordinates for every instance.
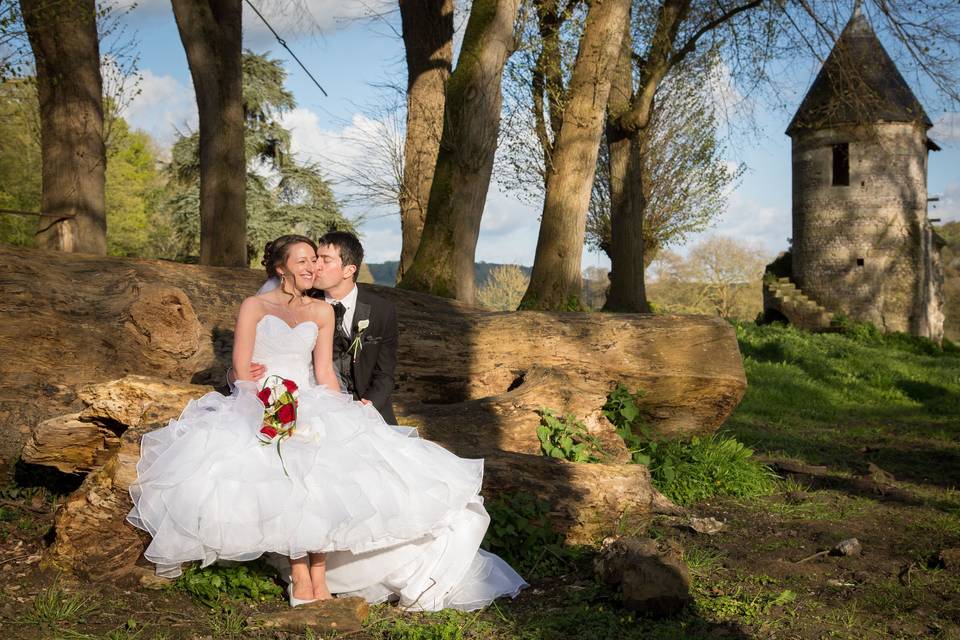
[318,230,364,282]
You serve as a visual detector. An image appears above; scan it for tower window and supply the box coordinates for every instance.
[832,143,850,186]
[856,258,865,266]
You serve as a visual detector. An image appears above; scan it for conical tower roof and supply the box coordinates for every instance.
[786,8,931,135]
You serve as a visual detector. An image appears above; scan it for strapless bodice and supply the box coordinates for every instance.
[251,314,319,389]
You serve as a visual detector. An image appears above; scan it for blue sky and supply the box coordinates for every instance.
[117,0,960,267]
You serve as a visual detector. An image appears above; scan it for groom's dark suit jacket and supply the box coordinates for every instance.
[311,285,398,425]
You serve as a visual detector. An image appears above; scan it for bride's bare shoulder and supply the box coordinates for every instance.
[238,295,269,318]
[304,298,334,322]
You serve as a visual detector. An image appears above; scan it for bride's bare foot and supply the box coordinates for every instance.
[308,552,332,600]
[290,556,315,603]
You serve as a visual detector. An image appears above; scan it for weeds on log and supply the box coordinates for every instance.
[536,383,776,507]
[536,409,604,463]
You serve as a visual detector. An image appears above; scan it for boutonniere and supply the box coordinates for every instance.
[348,319,370,362]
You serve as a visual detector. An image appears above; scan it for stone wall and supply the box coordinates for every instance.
[790,122,943,340]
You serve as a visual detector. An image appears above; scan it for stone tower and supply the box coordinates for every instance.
[765,6,944,341]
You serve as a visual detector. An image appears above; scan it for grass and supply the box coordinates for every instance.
[729,322,960,483]
[24,581,96,626]
[2,321,959,639]
[647,434,778,506]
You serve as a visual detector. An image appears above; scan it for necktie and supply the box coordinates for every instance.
[331,302,350,350]
[332,301,345,325]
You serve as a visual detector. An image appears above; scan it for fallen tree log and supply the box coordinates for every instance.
[41,376,675,580]
[1,245,745,580]
[1,243,746,464]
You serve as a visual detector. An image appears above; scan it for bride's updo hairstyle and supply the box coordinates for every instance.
[262,234,317,282]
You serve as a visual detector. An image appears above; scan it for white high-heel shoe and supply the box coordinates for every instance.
[288,583,317,608]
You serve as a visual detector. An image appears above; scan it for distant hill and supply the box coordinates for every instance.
[363,261,532,288]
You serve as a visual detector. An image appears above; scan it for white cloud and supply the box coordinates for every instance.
[123,69,197,147]
[118,0,393,41]
[931,181,960,223]
[932,113,960,144]
[682,190,790,260]
[357,225,402,263]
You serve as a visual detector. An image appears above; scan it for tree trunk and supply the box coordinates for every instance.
[521,0,631,310]
[397,0,454,284]
[20,0,106,254]
[604,17,651,312]
[398,0,522,304]
[171,0,247,267]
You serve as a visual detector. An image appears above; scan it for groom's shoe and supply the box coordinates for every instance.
[288,583,317,608]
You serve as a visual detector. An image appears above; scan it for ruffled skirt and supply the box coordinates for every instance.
[126,382,526,611]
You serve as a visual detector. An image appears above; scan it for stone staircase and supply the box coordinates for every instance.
[762,277,834,330]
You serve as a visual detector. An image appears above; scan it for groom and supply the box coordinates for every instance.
[250,231,398,424]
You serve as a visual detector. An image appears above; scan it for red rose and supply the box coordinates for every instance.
[282,379,298,393]
[257,387,272,406]
[277,403,296,424]
[259,425,278,439]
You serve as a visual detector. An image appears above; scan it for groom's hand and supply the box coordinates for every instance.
[226,363,267,384]
[249,362,267,379]
[359,399,372,406]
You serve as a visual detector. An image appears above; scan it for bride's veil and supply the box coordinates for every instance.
[257,277,281,295]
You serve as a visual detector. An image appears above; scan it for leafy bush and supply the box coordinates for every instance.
[481,492,578,578]
[537,408,604,463]
[602,384,653,465]
[175,562,284,608]
[648,434,777,506]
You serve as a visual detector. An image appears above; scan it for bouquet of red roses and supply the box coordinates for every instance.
[256,375,299,475]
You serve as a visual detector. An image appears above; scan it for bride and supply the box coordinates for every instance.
[126,234,527,610]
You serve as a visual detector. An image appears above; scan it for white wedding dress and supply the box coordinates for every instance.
[126,314,527,611]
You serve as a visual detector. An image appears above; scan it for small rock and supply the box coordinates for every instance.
[594,536,692,617]
[825,579,855,587]
[831,538,861,557]
[688,517,726,536]
[937,548,960,572]
[867,463,895,484]
[248,596,369,633]
[137,571,173,590]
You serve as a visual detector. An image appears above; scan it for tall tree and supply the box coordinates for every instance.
[594,47,742,310]
[397,0,454,283]
[171,0,246,267]
[521,0,631,310]
[399,0,523,303]
[158,52,351,264]
[602,12,647,311]
[20,0,106,254]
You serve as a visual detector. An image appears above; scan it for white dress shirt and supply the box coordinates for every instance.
[325,284,359,337]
